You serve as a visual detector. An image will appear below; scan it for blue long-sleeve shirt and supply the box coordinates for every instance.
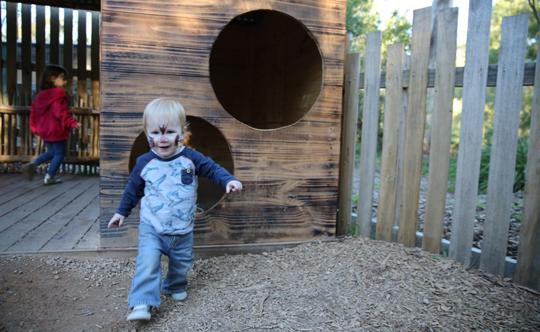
[117,146,236,235]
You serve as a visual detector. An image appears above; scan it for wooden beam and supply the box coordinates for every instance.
[359,63,536,89]
[5,0,100,11]
[21,4,32,106]
[6,2,17,105]
[337,48,361,235]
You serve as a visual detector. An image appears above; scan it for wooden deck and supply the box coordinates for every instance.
[0,174,100,253]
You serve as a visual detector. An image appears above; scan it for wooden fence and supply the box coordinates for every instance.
[339,1,540,291]
[0,1,100,168]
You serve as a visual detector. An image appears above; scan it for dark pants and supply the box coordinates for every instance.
[33,140,66,177]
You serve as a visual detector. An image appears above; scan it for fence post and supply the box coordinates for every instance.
[422,8,458,253]
[397,7,432,246]
[337,35,360,236]
[449,0,492,265]
[515,37,540,291]
[376,43,404,241]
[6,2,17,106]
[356,31,382,237]
[480,14,529,275]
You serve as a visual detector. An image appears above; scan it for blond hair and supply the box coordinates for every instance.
[142,98,186,134]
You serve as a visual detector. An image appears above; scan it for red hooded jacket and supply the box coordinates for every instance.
[30,87,78,142]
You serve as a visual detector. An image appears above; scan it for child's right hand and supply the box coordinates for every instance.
[108,213,125,228]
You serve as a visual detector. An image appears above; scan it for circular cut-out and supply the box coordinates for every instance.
[210,9,323,129]
[128,116,234,212]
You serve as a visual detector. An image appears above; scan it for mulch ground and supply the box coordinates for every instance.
[1,236,539,331]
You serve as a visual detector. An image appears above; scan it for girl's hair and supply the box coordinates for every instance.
[39,64,68,90]
[143,98,187,133]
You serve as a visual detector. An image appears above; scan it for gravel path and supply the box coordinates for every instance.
[1,236,539,331]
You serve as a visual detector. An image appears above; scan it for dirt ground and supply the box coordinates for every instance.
[1,237,539,332]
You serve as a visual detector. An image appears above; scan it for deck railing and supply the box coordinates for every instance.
[0,105,99,170]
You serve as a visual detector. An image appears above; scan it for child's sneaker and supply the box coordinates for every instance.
[21,163,36,181]
[127,305,151,321]
[44,174,62,185]
[171,291,187,301]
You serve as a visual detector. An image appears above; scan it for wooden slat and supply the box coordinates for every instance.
[397,7,432,247]
[6,2,17,105]
[0,13,3,105]
[1,114,6,155]
[41,193,99,251]
[50,6,60,64]
[14,180,97,252]
[21,4,32,106]
[74,214,100,250]
[480,14,528,275]
[35,5,46,85]
[356,31,382,237]
[0,176,79,234]
[422,8,458,254]
[449,0,492,265]
[376,43,404,241]
[515,37,540,290]
[93,115,99,157]
[0,179,46,216]
[337,49,360,235]
[63,9,74,77]
[77,10,88,107]
[91,12,100,110]
[0,177,93,252]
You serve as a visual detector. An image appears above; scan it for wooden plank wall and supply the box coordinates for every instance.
[347,0,539,289]
[0,2,101,165]
[100,0,346,248]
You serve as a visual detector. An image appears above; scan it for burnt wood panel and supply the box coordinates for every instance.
[100,0,346,248]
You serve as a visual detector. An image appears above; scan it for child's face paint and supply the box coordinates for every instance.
[146,122,183,158]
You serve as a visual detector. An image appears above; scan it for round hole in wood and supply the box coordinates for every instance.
[128,115,235,213]
[210,9,323,130]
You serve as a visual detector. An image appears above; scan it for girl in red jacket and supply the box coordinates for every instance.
[22,65,79,185]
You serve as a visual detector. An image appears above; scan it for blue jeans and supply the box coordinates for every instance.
[33,140,66,177]
[128,222,193,309]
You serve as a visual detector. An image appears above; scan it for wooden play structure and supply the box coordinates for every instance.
[1,0,537,291]
[100,0,347,248]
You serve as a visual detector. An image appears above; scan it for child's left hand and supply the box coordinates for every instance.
[226,180,243,193]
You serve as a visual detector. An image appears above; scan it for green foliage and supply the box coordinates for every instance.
[381,10,412,58]
[346,0,379,35]
[476,135,529,194]
[489,0,539,63]
[346,0,379,52]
